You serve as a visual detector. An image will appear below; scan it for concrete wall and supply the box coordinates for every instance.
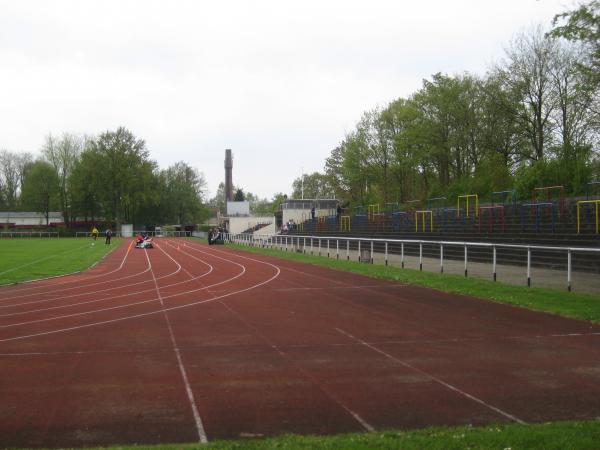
[227,215,274,234]
[227,201,250,216]
[254,222,275,236]
[282,208,335,226]
[121,224,134,238]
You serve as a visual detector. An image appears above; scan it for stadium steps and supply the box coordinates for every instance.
[282,198,600,273]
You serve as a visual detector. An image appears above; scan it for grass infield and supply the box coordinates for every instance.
[82,419,600,449]
[222,241,600,323]
[0,237,122,285]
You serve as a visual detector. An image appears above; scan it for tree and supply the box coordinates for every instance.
[42,133,84,227]
[291,172,336,199]
[549,41,599,158]
[20,160,60,225]
[270,192,288,213]
[0,150,21,209]
[14,152,34,198]
[496,27,560,162]
[380,97,424,202]
[550,0,600,82]
[160,162,208,224]
[85,127,152,227]
[234,188,245,201]
[209,182,226,213]
[69,146,103,223]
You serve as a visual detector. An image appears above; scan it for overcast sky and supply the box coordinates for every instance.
[0,0,573,199]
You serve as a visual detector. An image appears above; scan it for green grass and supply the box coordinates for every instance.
[78,419,600,449]
[0,237,122,285]
[222,242,600,323]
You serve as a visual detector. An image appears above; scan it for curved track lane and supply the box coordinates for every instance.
[1,238,600,448]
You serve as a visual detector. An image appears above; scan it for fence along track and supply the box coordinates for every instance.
[226,233,600,293]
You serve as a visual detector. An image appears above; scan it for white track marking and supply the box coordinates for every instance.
[0,244,232,327]
[336,327,525,424]
[145,250,208,443]
[216,297,374,432]
[3,265,154,303]
[267,284,408,292]
[0,256,153,309]
[0,241,135,300]
[162,240,249,282]
[0,242,216,317]
[3,329,600,357]
[0,242,189,312]
[0,244,280,343]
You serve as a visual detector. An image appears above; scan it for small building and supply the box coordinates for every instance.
[226,201,250,216]
[0,211,64,228]
[218,201,274,235]
[277,199,339,229]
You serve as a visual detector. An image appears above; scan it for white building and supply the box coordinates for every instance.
[220,201,275,235]
[278,199,339,227]
[0,211,64,227]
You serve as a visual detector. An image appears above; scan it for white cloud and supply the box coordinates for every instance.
[0,0,572,198]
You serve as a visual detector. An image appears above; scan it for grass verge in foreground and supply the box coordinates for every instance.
[0,238,122,285]
[224,242,600,323]
[84,419,600,449]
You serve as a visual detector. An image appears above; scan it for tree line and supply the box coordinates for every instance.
[293,3,600,207]
[0,127,209,228]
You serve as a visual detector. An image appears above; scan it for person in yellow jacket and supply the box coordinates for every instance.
[91,226,99,241]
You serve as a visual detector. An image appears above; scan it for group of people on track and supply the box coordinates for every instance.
[208,227,225,245]
[135,232,154,248]
[89,226,156,248]
[91,226,113,244]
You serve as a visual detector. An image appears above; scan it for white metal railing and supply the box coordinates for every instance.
[224,232,600,292]
[0,231,60,238]
[75,231,123,238]
[74,230,192,238]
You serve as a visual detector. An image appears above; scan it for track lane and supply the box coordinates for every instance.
[2,238,600,447]
[0,239,279,346]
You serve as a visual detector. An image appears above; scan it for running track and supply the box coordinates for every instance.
[1,238,600,448]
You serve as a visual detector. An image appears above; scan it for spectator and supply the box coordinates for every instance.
[105,228,113,245]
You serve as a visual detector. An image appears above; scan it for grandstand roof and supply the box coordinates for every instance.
[279,199,339,210]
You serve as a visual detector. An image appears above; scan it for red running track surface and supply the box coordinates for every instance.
[1,238,600,447]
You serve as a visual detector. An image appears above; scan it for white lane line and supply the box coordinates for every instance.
[217,298,374,432]
[182,242,376,431]
[255,284,408,292]
[352,331,600,347]
[0,240,190,312]
[0,244,220,327]
[0,241,134,300]
[3,328,600,357]
[0,244,280,343]
[145,249,208,444]
[0,255,154,309]
[336,327,525,425]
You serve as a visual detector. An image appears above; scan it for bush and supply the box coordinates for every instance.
[514,157,594,199]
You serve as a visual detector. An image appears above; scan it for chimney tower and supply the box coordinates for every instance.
[224,149,233,202]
